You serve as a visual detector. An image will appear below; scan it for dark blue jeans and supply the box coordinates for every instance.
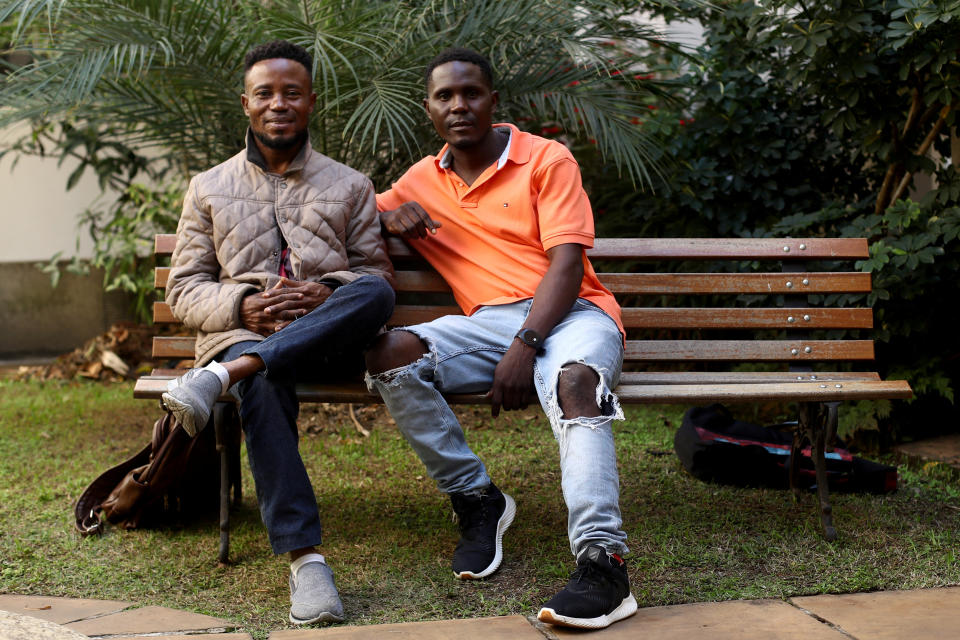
[215,275,394,554]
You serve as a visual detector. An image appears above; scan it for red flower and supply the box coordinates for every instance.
[647,104,658,110]
[630,117,643,125]
[567,80,581,87]
[541,126,563,135]
[679,119,686,126]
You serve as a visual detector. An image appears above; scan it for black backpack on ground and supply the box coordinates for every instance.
[674,404,897,494]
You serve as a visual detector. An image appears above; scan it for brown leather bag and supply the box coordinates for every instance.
[74,411,227,534]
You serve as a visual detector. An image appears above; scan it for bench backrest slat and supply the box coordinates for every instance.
[153,302,873,330]
[623,340,874,361]
[152,336,875,362]
[156,268,871,295]
[153,234,870,261]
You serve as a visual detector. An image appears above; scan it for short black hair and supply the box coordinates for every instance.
[424,47,493,90]
[244,40,313,77]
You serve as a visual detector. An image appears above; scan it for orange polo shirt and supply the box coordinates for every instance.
[376,122,623,337]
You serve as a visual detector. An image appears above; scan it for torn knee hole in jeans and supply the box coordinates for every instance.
[364,329,438,390]
[547,360,625,433]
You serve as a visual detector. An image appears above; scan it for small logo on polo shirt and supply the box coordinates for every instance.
[502,202,509,207]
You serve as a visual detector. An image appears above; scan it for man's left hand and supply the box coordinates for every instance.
[486,342,537,417]
[264,277,334,331]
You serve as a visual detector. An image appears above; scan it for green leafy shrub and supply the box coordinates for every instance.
[581,0,960,445]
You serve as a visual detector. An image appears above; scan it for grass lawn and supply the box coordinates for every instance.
[1,379,958,639]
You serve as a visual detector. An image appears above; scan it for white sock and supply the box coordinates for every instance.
[203,361,231,395]
[291,552,327,578]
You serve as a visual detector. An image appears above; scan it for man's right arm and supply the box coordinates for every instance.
[376,185,442,239]
[166,177,258,333]
[379,201,442,239]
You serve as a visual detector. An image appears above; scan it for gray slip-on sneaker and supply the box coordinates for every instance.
[289,560,345,625]
[161,367,222,436]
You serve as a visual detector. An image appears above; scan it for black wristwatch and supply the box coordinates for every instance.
[515,328,545,352]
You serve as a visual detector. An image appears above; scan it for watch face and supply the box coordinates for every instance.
[518,329,542,347]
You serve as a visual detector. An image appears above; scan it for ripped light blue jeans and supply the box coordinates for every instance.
[365,298,628,557]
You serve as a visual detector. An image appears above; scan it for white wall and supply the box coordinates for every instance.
[0,121,109,262]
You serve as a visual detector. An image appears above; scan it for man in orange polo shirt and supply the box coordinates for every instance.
[365,48,635,631]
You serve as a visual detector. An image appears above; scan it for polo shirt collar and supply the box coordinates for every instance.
[434,122,531,172]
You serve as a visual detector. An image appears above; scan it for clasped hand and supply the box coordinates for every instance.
[240,277,333,336]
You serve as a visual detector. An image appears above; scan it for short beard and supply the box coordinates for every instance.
[253,127,308,151]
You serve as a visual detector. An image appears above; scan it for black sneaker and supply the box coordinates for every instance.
[537,544,638,629]
[449,483,516,579]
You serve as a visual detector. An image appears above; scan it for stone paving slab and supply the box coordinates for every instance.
[108,634,253,640]
[0,610,91,640]
[895,433,960,470]
[0,594,131,624]
[66,605,233,636]
[551,600,846,639]
[268,615,542,639]
[793,587,960,639]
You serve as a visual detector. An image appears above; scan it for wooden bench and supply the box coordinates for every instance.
[136,234,912,560]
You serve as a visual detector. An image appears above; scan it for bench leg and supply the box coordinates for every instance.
[798,402,838,541]
[788,429,804,502]
[227,405,243,509]
[213,403,232,564]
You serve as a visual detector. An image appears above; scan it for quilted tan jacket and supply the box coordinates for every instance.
[166,130,394,365]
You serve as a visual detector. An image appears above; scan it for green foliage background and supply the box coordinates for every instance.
[577,0,960,442]
[1,0,677,320]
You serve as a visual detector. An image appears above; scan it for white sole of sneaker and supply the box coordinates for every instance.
[454,492,516,580]
[537,592,638,629]
[160,391,199,437]
[289,610,345,625]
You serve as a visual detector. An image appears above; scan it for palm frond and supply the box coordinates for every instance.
[2,0,691,187]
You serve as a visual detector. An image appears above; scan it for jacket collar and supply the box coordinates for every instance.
[245,127,312,175]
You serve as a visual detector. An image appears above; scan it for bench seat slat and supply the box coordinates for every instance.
[145,368,883,385]
[134,376,910,404]
[618,371,882,384]
[154,235,870,261]
[614,380,913,403]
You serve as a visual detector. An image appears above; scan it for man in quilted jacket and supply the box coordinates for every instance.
[161,40,394,626]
